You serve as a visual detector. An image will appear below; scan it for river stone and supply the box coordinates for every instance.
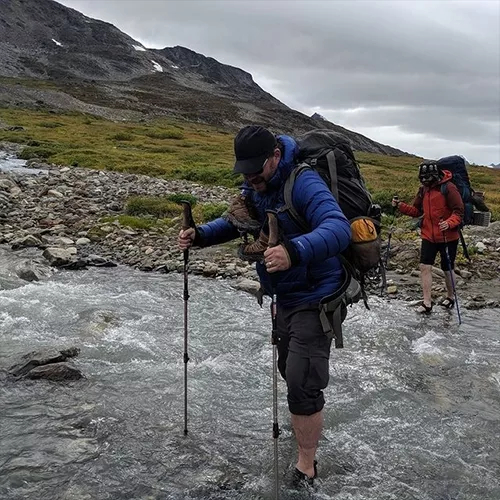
[47,189,64,198]
[203,262,219,277]
[0,178,22,196]
[9,347,80,377]
[86,254,117,267]
[432,267,445,278]
[43,247,75,266]
[54,236,75,246]
[475,242,486,253]
[386,285,398,294]
[11,235,42,249]
[234,278,261,296]
[76,237,91,245]
[15,260,52,282]
[26,363,82,381]
[457,269,472,279]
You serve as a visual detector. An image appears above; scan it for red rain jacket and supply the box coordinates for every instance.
[398,170,464,243]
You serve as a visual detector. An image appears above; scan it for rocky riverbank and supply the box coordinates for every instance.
[1,146,500,310]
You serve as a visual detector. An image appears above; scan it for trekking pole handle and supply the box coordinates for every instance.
[181,201,193,231]
[267,210,279,248]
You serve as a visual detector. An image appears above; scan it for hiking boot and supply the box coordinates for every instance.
[289,460,318,489]
[224,194,260,232]
[238,230,269,262]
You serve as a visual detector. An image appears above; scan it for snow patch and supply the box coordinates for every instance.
[52,39,63,47]
[171,65,179,69]
[151,60,163,72]
[133,45,146,52]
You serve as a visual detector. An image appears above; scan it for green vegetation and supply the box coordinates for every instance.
[1,107,499,220]
[0,107,238,187]
[123,196,226,226]
[125,197,182,219]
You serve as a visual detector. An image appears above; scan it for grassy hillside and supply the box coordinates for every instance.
[1,107,499,220]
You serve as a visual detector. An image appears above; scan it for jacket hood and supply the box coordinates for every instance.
[438,169,453,185]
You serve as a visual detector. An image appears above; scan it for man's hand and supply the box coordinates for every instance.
[391,196,400,207]
[264,244,291,273]
[439,220,450,232]
[178,227,195,250]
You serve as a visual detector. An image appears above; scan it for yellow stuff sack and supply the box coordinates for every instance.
[351,217,378,243]
[345,217,381,273]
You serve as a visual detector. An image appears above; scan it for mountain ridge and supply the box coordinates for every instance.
[0,0,410,156]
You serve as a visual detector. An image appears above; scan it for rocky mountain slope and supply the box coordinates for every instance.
[0,0,409,155]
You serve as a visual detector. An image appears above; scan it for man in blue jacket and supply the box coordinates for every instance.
[179,125,351,486]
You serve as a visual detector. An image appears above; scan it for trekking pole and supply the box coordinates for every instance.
[267,210,281,500]
[181,201,193,435]
[440,218,462,326]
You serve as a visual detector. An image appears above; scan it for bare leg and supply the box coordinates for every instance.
[291,410,323,478]
[420,264,433,307]
[444,271,454,299]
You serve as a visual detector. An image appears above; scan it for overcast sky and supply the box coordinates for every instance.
[58,0,500,165]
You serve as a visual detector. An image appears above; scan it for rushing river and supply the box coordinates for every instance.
[0,151,47,175]
[0,246,499,500]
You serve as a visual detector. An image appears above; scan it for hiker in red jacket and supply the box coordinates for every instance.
[392,162,464,314]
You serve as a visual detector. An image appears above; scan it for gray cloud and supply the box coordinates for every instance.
[58,0,500,164]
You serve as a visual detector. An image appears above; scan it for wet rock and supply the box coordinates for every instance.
[15,260,53,281]
[9,347,80,377]
[60,258,88,270]
[86,254,117,267]
[26,363,82,381]
[233,278,261,297]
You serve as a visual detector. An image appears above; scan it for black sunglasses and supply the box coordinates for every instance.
[244,157,271,177]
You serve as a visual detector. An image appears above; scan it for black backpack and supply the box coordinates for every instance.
[281,129,383,306]
[436,155,489,226]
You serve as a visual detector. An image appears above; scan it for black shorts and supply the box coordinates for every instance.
[276,304,333,416]
[420,238,459,271]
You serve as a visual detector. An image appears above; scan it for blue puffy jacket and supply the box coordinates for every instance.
[197,135,351,307]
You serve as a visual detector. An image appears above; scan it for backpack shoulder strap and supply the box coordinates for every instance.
[326,150,339,200]
[440,181,449,196]
[282,163,311,232]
